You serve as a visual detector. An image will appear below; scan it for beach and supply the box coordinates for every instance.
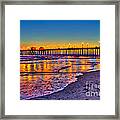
[30,70,100,100]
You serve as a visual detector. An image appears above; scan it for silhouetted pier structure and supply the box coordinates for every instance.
[20,47,100,56]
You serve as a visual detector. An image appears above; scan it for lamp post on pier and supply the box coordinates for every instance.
[87,43,88,56]
[82,42,84,55]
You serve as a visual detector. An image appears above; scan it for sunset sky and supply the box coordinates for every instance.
[20,20,100,50]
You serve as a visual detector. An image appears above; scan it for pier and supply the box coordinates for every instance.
[20,47,100,56]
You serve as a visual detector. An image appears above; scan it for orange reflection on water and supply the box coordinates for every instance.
[20,56,100,81]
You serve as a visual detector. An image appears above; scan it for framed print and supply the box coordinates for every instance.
[0,0,119,119]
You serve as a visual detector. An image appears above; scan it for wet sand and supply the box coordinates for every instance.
[30,70,100,100]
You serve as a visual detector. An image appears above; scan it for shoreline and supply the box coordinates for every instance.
[29,70,100,100]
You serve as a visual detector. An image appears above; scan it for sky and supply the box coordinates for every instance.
[20,20,100,49]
